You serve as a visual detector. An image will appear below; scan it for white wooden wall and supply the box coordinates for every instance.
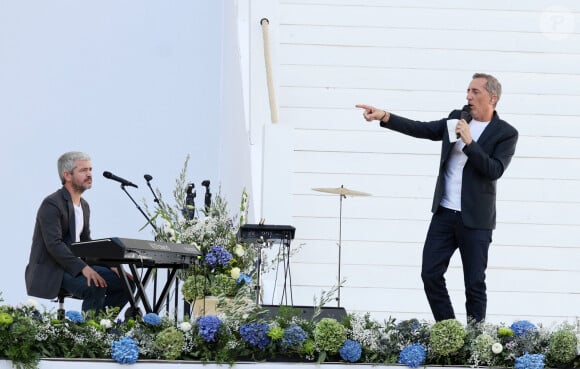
[245,0,580,324]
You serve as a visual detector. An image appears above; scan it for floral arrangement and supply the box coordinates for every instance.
[1,290,580,369]
[145,157,256,304]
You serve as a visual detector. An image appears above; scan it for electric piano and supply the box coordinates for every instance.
[71,237,201,316]
[71,237,201,266]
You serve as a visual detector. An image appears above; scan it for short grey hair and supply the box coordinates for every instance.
[473,72,502,105]
[58,151,91,185]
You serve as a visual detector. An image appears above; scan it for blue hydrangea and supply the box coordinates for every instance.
[511,320,537,337]
[339,339,362,363]
[143,312,162,326]
[205,245,232,267]
[111,336,139,364]
[236,273,252,284]
[397,318,421,333]
[65,310,84,323]
[198,315,222,342]
[281,323,308,349]
[398,343,427,368]
[515,353,545,369]
[240,322,271,349]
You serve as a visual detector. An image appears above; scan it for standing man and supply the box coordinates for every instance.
[356,73,518,322]
[25,151,131,314]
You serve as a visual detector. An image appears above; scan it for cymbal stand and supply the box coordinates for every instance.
[337,186,346,308]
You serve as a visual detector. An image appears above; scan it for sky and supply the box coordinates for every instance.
[0,0,225,307]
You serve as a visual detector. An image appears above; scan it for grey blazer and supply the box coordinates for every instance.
[381,109,518,230]
[25,187,90,299]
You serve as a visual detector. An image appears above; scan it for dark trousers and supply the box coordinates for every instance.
[421,206,492,322]
[62,265,133,313]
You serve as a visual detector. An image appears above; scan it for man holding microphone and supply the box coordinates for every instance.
[356,73,518,323]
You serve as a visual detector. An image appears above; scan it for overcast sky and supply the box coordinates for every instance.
[0,1,225,307]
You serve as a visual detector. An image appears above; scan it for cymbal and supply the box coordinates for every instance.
[312,186,371,197]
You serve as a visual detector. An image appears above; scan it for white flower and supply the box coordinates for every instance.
[100,319,113,329]
[179,322,192,332]
[492,342,503,354]
[26,299,39,309]
[230,267,241,279]
[234,244,245,257]
[163,221,177,241]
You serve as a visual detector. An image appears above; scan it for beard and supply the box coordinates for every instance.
[71,179,92,193]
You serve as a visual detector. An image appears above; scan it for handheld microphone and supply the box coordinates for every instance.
[461,105,472,123]
[457,105,472,138]
[103,171,138,188]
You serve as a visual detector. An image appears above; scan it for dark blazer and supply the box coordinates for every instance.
[25,187,90,299]
[381,109,518,229]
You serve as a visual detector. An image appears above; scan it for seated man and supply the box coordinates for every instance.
[25,151,132,314]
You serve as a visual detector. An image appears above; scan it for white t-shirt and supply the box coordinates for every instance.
[440,120,489,211]
[73,202,84,242]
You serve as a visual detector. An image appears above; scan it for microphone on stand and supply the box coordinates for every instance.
[457,105,472,139]
[202,180,211,213]
[103,171,138,188]
[104,171,157,232]
[144,174,160,205]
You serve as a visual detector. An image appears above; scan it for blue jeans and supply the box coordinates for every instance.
[61,265,133,313]
[421,206,492,322]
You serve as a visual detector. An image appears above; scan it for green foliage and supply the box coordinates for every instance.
[209,274,238,297]
[182,274,209,301]
[1,298,579,369]
[0,304,40,369]
[155,327,185,360]
[314,318,347,354]
[548,327,578,367]
[148,157,256,302]
[429,319,466,357]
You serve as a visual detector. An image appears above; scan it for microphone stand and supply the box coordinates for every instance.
[144,176,161,316]
[115,184,159,318]
[145,178,161,206]
[120,184,158,233]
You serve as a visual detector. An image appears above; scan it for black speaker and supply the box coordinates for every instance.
[261,304,347,322]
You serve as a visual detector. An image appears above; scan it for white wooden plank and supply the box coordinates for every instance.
[279,86,580,117]
[279,3,580,35]
[279,25,580,55]
[293,151,580,180]
[287,239,580,271]
[292,172,580,203]
[293,129,580,159]
[282,108,580,139]
[289,194,580,225]
[291,216,580,248]
[280,0,580,14]
[279,44,580,75]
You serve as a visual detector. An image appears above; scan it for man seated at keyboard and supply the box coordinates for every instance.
[25,151,132,314]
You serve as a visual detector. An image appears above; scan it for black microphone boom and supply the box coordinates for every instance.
[103,171,138,188]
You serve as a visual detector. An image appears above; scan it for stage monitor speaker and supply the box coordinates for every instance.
[261,304,347,322]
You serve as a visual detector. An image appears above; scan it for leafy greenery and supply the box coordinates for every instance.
[146,156,256,304]
[1,291,580,369]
